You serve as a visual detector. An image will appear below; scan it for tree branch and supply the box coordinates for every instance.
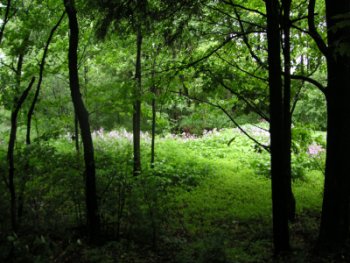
[203,68,270,122]
[308,0,328,57]
[205,4,266,30]
[234,8,267,68]
[171,90,270,152]
[215,52,268,82]
[290,74,326,94]
[290,83,304,116]
[222,0,266,17]
[26,11,65,144]
[151,30,263,75]
[0,0,12,45]
[0,60,17,73]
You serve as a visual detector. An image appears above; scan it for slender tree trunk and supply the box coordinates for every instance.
[26,11,65,145]
[64,0,100,241]
[318,0,350,249]
[150,85,156,168]
[7,77,35,232]
[150,57,158,168]
[74,113,80,152]
[133,26,142,176]
[281,0,296,222]
[7,50,25,232]
[265,0,290,253]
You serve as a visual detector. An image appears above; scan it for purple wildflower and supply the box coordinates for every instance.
[307,143,324,156]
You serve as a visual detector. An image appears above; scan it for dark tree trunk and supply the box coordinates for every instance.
[133,26,142,176]
[281,0,296,222]
[150,57,157,168]
[26,11,65,145]
[64,0,100,242]
[7,77,35,232]
[8,50,25,232]
[318,0,350,249]
[74,113,80,153]
[265,0,290,253]
[150,84,156,168]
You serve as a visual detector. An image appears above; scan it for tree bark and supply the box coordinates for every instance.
[74,113,80,153]
[150,84,156,168]
[265,0,290,253]
[64,0,100,242]
[7,77,35,232]
[150,55,158,168]
[133,26,142,176]
[318,0,350,249]
[281,0,296,222]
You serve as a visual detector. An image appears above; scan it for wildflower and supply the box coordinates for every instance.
[307,143,324,156]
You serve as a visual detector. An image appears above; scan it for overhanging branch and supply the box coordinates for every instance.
[290,74,326,94]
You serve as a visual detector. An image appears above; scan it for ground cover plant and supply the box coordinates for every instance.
[0,125,325,262]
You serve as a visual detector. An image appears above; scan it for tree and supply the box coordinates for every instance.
[26,11,65,145]
[86,0,147,176]
[265,0,290,252]
[318,0,350,249]
[281,0,295,222]
[133,9,143,176]
[88,0,203,175]
[7,77,35,231]
[64,0,100,241]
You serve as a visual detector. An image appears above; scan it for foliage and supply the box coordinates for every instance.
[293,87,327,131]
[0,125,325,262]
[0,0,336,261]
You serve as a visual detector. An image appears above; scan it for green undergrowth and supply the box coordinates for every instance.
[0,126,325,262]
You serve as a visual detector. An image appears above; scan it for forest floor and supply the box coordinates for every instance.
[0,125,331,262]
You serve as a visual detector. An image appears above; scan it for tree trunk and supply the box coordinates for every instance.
[318,0,350,249]
[150,57,157,168]
[265,0,290,253]
[150,85,156,168]
[64,0,100,242]
[281,0,296,222]
[74,113,80,153]
[133,26,142,176]
[7,77,35,232]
